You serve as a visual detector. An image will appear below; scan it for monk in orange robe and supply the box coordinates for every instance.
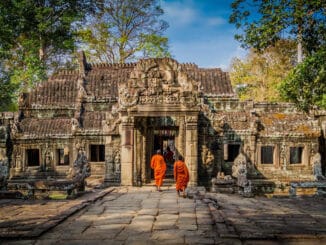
[174,155,189,197]
[151,150,167,191]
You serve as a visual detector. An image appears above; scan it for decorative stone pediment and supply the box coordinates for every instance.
[118,58,199,109]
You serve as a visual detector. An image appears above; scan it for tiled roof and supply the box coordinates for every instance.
[29,72,79,108]
[25,58,234,108]
[187,68,234,96]
[85,63,135,100]
[19,118,72,137]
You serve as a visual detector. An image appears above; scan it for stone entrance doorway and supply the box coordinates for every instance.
[120,113,199,187]
[134,117,179,185]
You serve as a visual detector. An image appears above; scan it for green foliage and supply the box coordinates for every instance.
[230,40,297,101]
[0,0,92,110]
[0,70,18,111]
[230,0,325,111]
[140,34,170,58]
[77,0,170,63]
[279,48,326,111]
[230,0,325,56]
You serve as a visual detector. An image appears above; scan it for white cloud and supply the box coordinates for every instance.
[162,0,226,28]
[207,17,226,27]
[162,1,197,26]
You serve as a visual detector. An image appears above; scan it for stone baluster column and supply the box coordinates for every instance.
[185,115,198,187]
[120,116,134,186]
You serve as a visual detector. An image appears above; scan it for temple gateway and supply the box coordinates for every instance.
[0,53,325,196]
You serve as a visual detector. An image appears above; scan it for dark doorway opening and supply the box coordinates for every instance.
[27,149,40,166]
[153,134,176,179]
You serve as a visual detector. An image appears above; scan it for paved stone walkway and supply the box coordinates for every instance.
[206,192,326,244]
[0,188,114,238]
[0,186,325,244]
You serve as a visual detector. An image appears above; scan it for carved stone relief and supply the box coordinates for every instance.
[118,59,199,109]
[200,103,225,133]
[280,142,287,170]
[103,107,121,134]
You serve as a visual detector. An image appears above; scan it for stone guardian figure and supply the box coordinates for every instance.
[232,149,253,197]
[312,152,325,181]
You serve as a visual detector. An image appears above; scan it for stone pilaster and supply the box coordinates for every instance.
[185,115,198,187]
[141,132,147,183]
[176,117,185,158]
[120,116,134,186]
[134,128,142,186]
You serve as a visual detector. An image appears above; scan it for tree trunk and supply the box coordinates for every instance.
[297,28,303,63]
[296,0,303,63]
[39,36,45,62]
[39,46,45,62]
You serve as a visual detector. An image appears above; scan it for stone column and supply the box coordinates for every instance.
[141,131,147,183]
[185,115,198,187]
[134,128,142,186]
[120,116,134,186]
[274,144,280,168]
[176,117,185,158]
[146,127,154,182]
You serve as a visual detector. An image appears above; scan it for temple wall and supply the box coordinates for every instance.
[198,98,325,189]
[1,56,325,194]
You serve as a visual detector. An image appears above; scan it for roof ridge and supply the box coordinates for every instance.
[90,62,136,68]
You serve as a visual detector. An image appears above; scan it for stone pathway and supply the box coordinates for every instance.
[206,193,326,244]
[0,186,325,244]
[0,188,114,238]
[33,187,216,245]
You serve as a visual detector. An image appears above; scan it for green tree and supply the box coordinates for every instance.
[77,0,170,63]
[230,0,325,111]
[279,48,326,111]
[230,39,296,101]
[229,0,325,62]
[0,0,92,110]
[0,70,18,112]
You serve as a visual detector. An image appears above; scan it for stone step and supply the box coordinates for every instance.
[143,178,175,187]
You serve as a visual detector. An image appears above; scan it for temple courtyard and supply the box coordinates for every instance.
[0,184,325,245]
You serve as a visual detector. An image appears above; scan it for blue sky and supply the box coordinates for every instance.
[161,0,246,70]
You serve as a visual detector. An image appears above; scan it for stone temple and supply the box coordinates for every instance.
[0,52,325,196]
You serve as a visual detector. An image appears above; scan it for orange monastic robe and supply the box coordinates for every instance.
[151,154,167,187]
[174,160,189,191]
